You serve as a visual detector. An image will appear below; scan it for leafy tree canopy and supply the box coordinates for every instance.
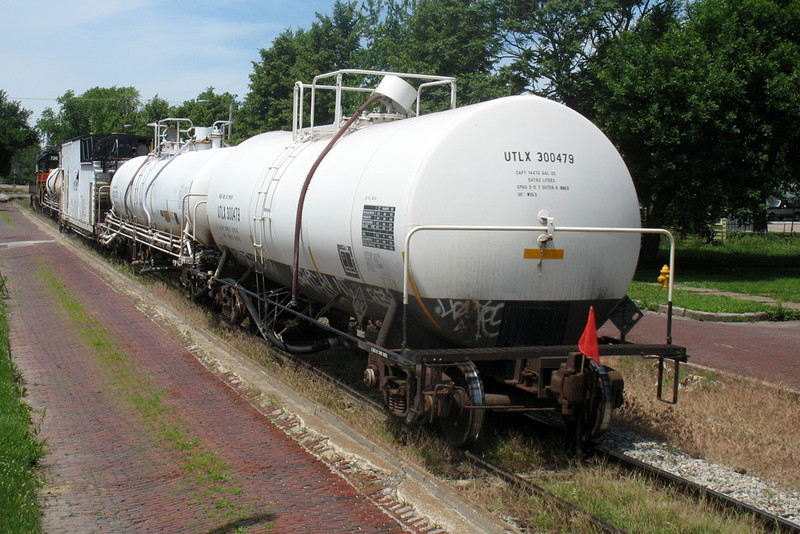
[0,90,38,178]
[36,86,141,146]
[171,87,238,137]
[137,95,172,135]
[235,1,363,140]
[577,0,800,238]
[360,0,513,103]
[496,0,680,102]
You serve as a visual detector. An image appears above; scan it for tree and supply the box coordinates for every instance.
[495,0,679,102]
[0,91,37,179]
[171,88,238,135]
[10,144,39,184]
[236,1,363,139]
[36,86,141,146]
[359,0,414,71]
[578,0,800,247]
[361,0,512,104]
[236,29,305,138]
[138,95,172,135]
[688,0,800,224]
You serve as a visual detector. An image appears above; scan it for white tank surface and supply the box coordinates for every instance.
[45,168,63,198]
[111,148,228,239]
[205,95,641,347]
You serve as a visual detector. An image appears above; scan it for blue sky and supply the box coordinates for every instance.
[2,1,341,124]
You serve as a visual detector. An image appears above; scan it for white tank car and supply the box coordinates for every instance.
[203,94,641,347]
[110,141,227,242]
[45,168,62,198]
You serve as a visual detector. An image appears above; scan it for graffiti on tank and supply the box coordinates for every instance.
[295,268,395,310]
[434,299,504,341]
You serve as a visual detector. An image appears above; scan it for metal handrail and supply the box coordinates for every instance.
[181,193,208,240]
[292,69,457,140]
[402,223,676,349]
[415,79,457,116]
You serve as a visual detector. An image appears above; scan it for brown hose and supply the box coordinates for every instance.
[290,93,383,303]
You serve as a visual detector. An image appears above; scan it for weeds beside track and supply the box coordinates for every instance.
[0,271,45,533]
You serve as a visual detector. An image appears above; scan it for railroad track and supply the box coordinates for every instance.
[269,340,800,533]
[523,412,800,533]
[595,444,800,533]
[265,343,637,533]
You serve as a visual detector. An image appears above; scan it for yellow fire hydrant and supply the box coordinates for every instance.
[657,265,670,289]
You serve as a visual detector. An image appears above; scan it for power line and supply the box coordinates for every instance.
[11,96,137,101]
[12,96,198,105]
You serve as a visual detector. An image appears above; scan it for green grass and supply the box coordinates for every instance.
[0,278,45,533]
[542,465,760,533]
[650,233,800,271]
[627,281,800,319]
[677,272,799,303]
[634,233,800,317]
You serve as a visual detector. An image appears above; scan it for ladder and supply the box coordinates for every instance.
[252,141,307,265]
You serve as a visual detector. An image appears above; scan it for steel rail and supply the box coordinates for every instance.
[524,412,799,532]
[462,450,627,534]
[253,327,630,534]
[595,445,799,533]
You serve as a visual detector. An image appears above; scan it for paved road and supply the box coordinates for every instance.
[0,202,442,533]
[601,312,800,391]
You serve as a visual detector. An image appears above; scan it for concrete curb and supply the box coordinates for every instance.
[657,304,769,322]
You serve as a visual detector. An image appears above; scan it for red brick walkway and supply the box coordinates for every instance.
[600,310,800,391]
[0,203,435,533]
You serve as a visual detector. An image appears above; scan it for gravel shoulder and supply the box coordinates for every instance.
[600,430,800,526]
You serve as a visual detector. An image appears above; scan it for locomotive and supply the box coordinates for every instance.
[37,70,686,447]
[30,149,59,216]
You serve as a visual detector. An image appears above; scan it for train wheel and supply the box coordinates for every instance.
[567,358,614,453]
[439,362,485,447]
[584,359,614,439]
[213,285,247,325]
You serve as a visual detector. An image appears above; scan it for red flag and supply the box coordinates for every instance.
[578,306,601,365]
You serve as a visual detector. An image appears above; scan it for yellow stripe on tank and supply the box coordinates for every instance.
[523,248,565,260]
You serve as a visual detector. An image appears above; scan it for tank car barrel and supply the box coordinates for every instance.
[44,70,686,450]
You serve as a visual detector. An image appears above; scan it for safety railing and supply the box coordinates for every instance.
[292,69,457,141]
[402,217,677,350]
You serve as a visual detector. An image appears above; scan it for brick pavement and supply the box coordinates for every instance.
[0,202,444,533]
[600,311,800,391]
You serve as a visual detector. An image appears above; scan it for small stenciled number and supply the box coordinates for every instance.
[217,205,241,222]
[537,152,574,164]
